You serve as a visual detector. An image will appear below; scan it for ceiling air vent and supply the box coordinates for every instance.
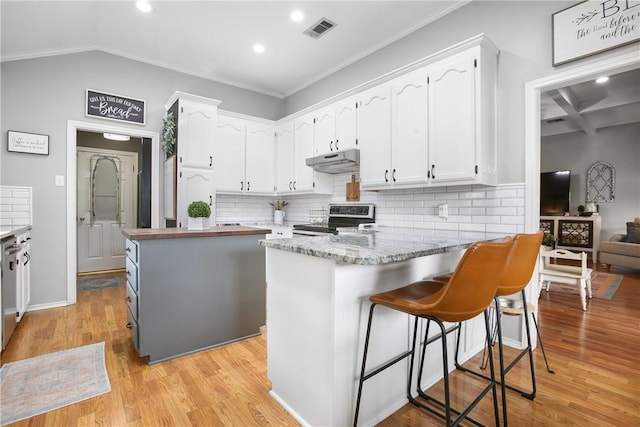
[304,18,337,39]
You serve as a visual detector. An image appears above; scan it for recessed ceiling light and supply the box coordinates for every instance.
[136,1,152,13]
[103,133,131,141]
[595,76,609,84]
[290,10,305,22]
[253,44,265,54]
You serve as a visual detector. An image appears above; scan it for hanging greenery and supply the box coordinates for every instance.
[161,112,176,157]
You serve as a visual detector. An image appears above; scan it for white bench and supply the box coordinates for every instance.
[539,249,592,311]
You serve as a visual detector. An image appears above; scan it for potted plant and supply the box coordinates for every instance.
[187,200,211,230]
[161,112,176,157]
[542,233,556,250]
[577,204,585,216]
[270,200,288,225]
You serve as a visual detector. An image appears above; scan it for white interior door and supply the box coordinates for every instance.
[77,147,138,273]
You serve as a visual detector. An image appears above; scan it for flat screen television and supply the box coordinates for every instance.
[540,170,571,216]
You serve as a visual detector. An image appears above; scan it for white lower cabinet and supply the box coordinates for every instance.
[16,230,31,322]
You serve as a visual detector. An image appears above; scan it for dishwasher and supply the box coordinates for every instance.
[2,236,21,350]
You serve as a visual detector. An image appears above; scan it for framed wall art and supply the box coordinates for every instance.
[552,0,640,66]
[86,89,146,125]
[7,130,50,155]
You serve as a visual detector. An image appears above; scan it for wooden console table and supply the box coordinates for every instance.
[540,215,602,263]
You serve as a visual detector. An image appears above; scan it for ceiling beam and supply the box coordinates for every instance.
[548,88,597,135]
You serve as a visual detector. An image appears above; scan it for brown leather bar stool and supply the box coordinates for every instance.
[353,238,513,427]
[434,232,554,426]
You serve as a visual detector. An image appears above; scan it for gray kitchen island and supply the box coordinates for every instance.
[122,226,268,364]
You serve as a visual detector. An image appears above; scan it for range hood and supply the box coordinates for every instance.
[305,149,360,174]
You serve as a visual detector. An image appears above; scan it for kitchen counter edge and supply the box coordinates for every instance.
[123,226,271,241]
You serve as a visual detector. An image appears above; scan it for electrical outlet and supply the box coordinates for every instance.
[438,203,448,218]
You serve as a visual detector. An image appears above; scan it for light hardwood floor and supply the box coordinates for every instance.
[2,265,639,426]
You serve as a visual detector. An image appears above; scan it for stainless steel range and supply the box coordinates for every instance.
[293,203,375,236]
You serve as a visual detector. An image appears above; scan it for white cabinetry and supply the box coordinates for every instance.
[428,45,496,185]
[276,116,332,195]
[16,230,31,322]
[358,84,392,188]
[246,121,276,194]
[314,96,359,155]
[359,70,429,190]
[165,92,221,228]
[359,38,497,190]
[215,114,275,195]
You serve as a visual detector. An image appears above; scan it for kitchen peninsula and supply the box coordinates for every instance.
[260,228,504,426]
[122,226,268,363]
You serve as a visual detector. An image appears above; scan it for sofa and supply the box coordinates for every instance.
[599,217,640,270]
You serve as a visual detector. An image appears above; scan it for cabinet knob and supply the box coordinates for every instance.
[125,247,131,253]
[392,169,396,182]
[431,164,436,179]
[126,270,131,276]
[293,181,296,190]
[289,181,293,190]
[125,296,132,302]
[335,139,339,150]
[384,170,389,182]
[247,181,250,191]
[240,181,244,191]
[330,140,333,151]
[209,156,213,167]
[126,322,134,329]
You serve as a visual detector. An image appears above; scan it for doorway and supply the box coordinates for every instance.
[66,120,160,304]
[77,146,138,273]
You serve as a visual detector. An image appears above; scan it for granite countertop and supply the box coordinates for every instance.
[259,226,507,265]
[123,226,271,241]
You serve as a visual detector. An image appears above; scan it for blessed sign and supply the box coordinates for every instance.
[553,0,640,66]
[86,89,146,125]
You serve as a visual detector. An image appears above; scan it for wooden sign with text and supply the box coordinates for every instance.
[86,89,146,125]
[553,0,640,66]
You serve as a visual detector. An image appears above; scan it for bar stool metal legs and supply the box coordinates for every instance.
[454,289,555,426]
[354,306,501,426]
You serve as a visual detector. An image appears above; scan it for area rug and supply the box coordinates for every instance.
[546,272,623,300]
[0,342,111,425]
[77,272,125,291]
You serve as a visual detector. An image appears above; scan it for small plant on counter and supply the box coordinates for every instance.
[270,200,289,210]
[188,201,211,218]
[187,201,211,231]
[161,112,176,157]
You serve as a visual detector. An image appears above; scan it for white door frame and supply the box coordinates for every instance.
[524,51,640,235]
[67,120,160,304]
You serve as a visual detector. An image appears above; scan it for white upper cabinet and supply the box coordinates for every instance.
[215,113,275,195]
[246,121,276,195]
[358,84,392,188]
[359,69,429,190]
[276,116,332,195]
[178,98,217,169]
[314,95,358,155]
[334,95,359,152]
[276,121,295,193]
[314,106,335,155]
[293,113,317,193]
[391,68,429,186]
[428,44,497,186]
[215,115,246,193]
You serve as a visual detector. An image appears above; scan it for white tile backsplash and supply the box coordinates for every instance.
[215,174,525,234]
[0,186,33,230]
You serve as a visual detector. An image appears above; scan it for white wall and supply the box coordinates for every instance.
[542,123,640,240]
[1,50,283,307]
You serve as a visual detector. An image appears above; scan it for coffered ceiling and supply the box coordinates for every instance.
[540,68,640,137]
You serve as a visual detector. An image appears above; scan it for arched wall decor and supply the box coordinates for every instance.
[586,161,615,204]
